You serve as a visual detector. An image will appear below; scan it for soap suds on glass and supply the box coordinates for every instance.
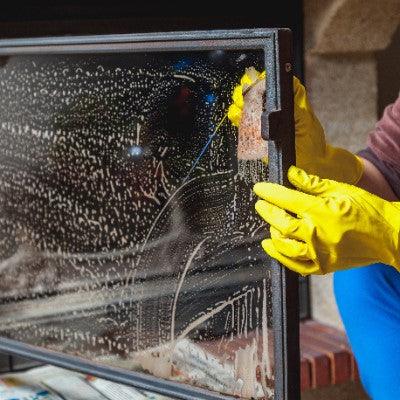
[0,51,273,399]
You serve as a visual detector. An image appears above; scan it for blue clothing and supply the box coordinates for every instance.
[334,263,400,400]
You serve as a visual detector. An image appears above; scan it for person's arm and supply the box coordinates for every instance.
[357,95,400,201]
[357,158,398,201]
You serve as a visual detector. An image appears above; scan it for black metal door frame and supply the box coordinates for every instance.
[0,28,299,400]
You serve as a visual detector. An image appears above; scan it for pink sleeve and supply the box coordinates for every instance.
[368,94,400,169]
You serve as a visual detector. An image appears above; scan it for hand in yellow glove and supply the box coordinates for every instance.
[253,166,400,276]
[228,70,364,185]
[227,68,266,127]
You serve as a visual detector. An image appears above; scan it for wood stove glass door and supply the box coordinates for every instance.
[0,30,297,400]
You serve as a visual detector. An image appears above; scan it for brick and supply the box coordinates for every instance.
[302,320,358,382]
[300,326,351,385]
[300,338,331,388]
[300,356,312,391]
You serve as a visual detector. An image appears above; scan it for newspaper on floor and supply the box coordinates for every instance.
[0,364,172,400]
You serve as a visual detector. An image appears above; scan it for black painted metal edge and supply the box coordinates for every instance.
[0,33,277,56]
[0,337,235,400]
[0,28,277,48]
[263,29,300,400]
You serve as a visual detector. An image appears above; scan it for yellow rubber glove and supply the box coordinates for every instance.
[227,68,266,127]
[228,71,364,185]
[253,166,400,276]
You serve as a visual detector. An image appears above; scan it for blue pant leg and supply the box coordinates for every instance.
[334,263,400,400]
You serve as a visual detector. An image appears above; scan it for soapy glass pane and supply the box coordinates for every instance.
[0,50,273,399]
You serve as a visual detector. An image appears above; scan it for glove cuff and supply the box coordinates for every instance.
[385,202,400,270]
[324,145,364,185]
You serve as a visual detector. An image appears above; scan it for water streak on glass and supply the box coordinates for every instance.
[0,50,274,399]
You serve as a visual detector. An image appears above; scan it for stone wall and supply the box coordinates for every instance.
[303,0,400,328]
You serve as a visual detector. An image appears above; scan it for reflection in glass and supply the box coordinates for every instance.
[0,50,273,399]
